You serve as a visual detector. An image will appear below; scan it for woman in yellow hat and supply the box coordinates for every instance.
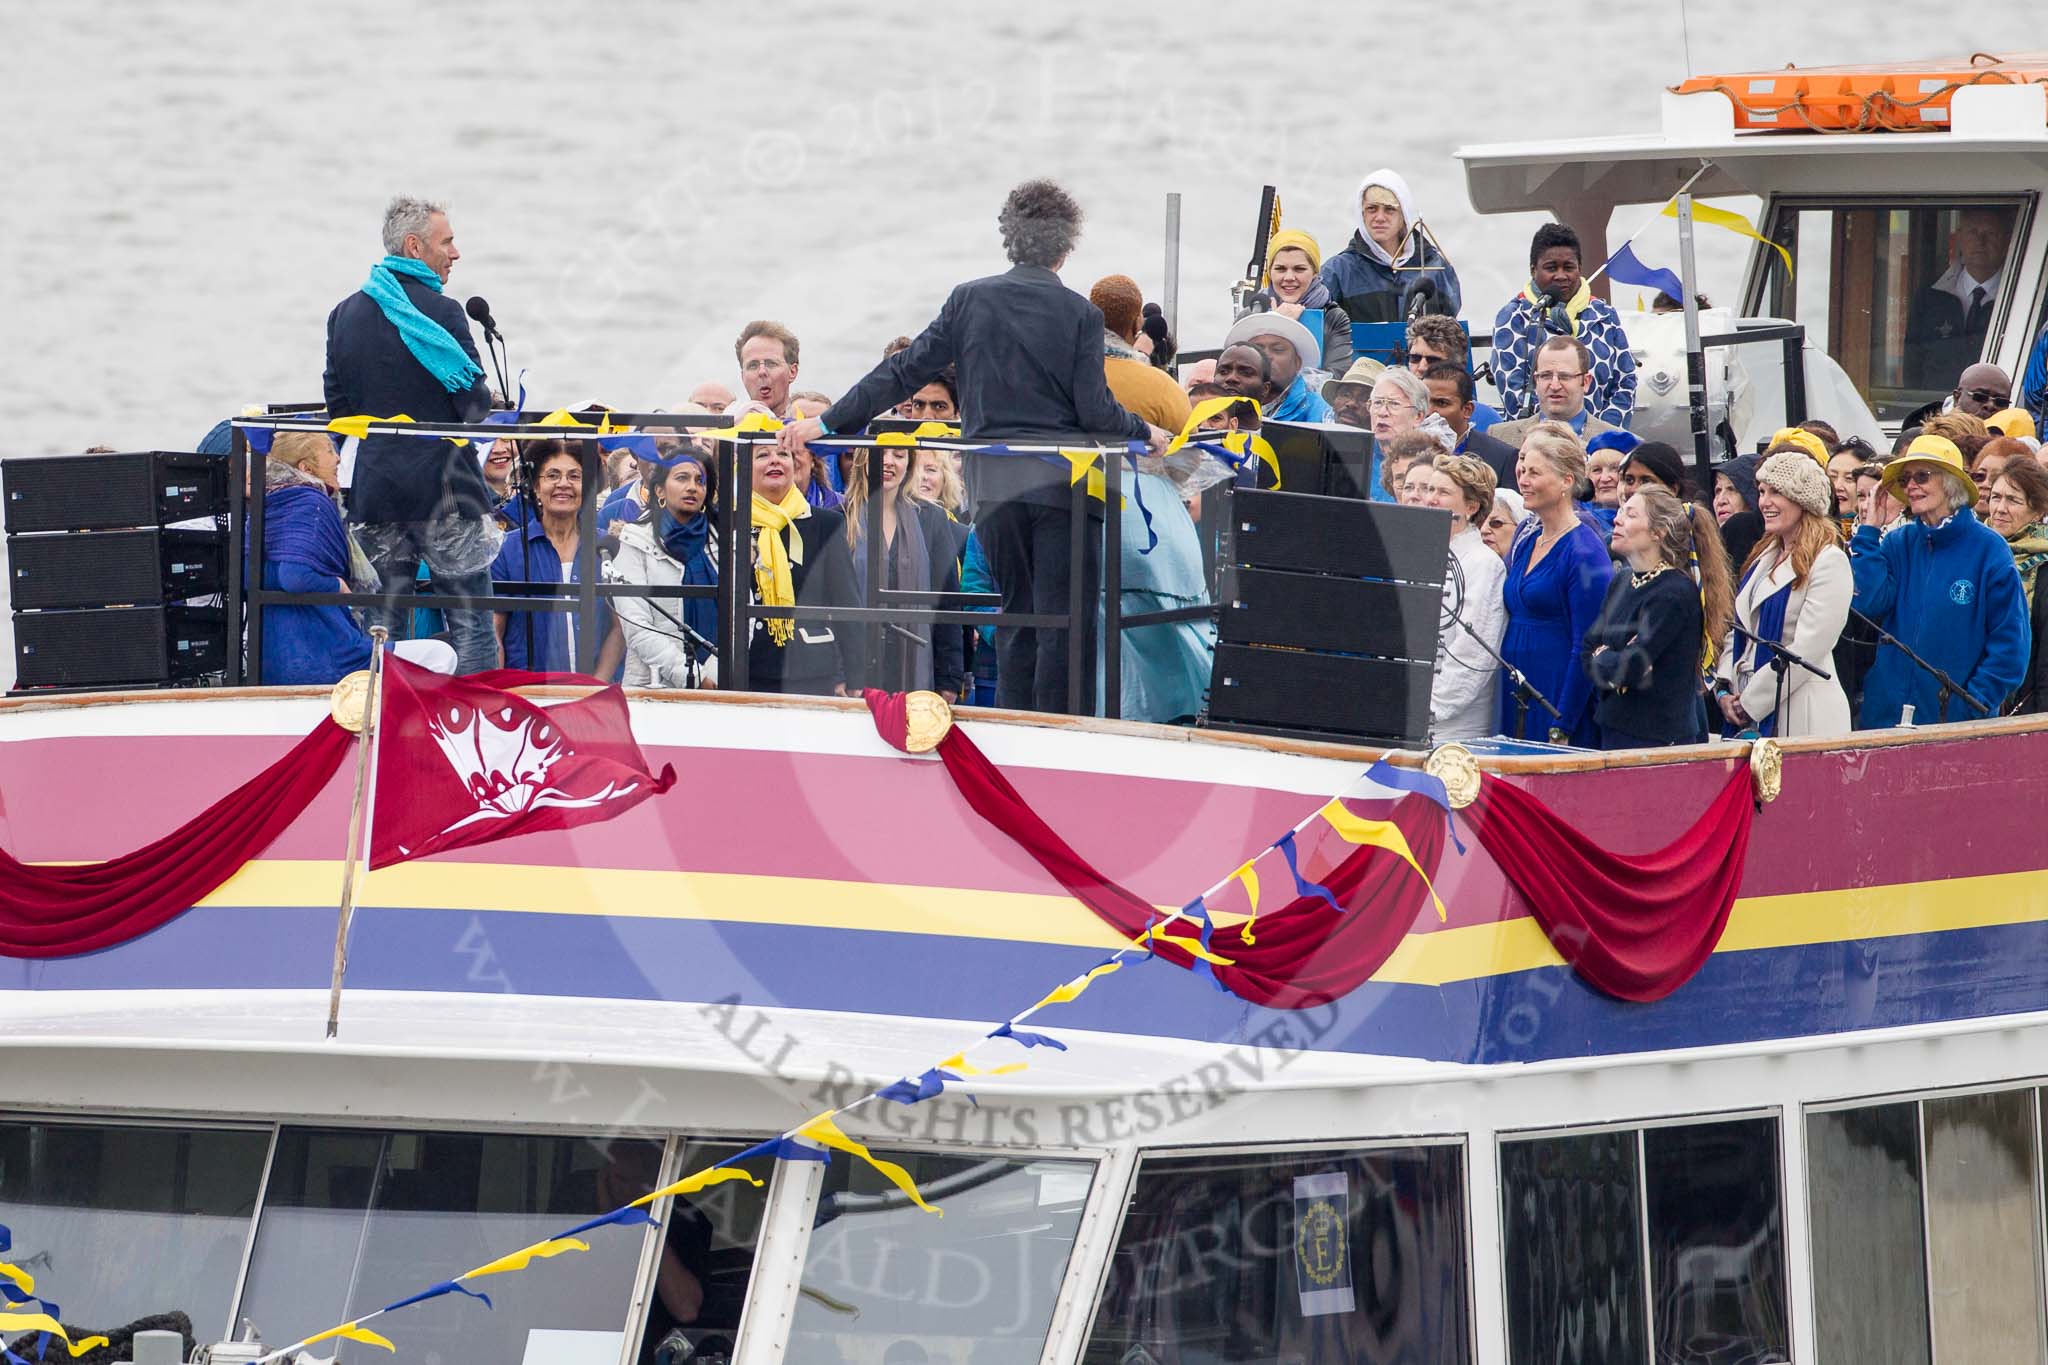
[1238,229,1352,379]
[1848,434,2031,726]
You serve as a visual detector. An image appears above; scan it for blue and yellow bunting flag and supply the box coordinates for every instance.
[630,1164,763,1210]
[988,1022,1067,1050]
[1363,759,1469,854]
[1663,200,1793,279]
[380,1279,494,1315]
[1030,959,1123,1011]
[795,1114,942,1216]
[1229,858,1263,944]
[1319,798,1446,921]
[878,1068,964,1106]
[731,1134,832,1166]
[554,1204,659,1240]
[463,1236,590,1280]
[0,1316,109,1359]
[1600,242,1684,301]
[302,1324,395,1354]
[1277,830,1340,912]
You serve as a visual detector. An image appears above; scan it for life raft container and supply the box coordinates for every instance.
[1671,53,2048,133]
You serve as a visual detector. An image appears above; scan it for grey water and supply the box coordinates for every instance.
[0,0,2041,454]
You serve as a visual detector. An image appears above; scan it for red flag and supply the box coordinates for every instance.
[369,657,675,869]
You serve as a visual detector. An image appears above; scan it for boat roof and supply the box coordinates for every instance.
[1456,79,2048,214]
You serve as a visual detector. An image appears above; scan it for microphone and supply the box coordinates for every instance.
[465,295,499,337]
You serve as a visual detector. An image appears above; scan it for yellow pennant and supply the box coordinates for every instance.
[1231,859,1263,944]
[630,1164,764,1210]
[796,1114,942,1215]
[703,411,786,441]
[535,408,592,429]
[1056,448,1109,503]
[0,1260,33,1295]
[463,1236,592,1279]
[325,413,414,442]
[0,1315,110,1358]
[1164,400,1279,486]
[302,1325,396,1354]
[1319,798,1447,922]
[1133,922,1237,966]
[1031,960,1123,1011]
[1663,200,1794,279]
[936,1052,1027,1077]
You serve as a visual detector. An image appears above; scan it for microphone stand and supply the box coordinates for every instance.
[1727,621,1832,737]
[1445,602,1564,743]
[1847,607,1989,724]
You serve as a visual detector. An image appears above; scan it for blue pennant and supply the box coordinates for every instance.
[0,1281,30,1305]
[1364,760,1468,854]
[1123,458,1158,555]
[988,1022,1067,1051]
[243,426,275,455]
[1184,896,1232,993]
[381,1279,495,1314]
[597,433,662,462]
[877,1068,964,1106]
[1277,831,1341,912]
[731,1135,831,1166]
[555,1204,661,1240]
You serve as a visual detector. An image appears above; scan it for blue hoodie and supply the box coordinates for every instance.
[1268,373,1334,424]
[2023,318,2047,428]
[1849,507,2029,726]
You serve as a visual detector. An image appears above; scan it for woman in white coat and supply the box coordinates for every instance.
[1421,454,1506,741]
[1713,451,1853,737]
[611,450,720,688]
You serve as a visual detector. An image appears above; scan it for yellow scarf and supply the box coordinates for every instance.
[750,486,810,646]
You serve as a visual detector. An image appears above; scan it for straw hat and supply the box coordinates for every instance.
[1320,356,1387,404]
[1879,434,1974,507]
[1224,312,1321,373]
[1756,450,1833,519]
[1988,407,2038,441]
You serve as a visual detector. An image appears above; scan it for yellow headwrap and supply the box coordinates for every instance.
[1263,229,1322,281]
[1768,427,1831,473]
[750,486,810,646]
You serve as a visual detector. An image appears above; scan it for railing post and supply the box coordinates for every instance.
[228,427,248,686]
[1066,456,1087,717]
[574,448,600,675]
[245,428,267,685]
[1781,326,1809,426]
[1103,444,1123,720]
[723,436,753,692]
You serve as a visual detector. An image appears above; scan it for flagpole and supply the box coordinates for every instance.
[1675,190,1715,493]
[327,630,388,1039]
[1583,161,1715,289]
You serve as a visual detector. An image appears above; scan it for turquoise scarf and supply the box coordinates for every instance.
[360,255,483,393]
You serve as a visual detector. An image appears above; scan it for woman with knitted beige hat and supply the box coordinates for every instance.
[1713,451,1853,738]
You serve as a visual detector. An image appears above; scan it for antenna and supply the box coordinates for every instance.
[1679,0,1694,77]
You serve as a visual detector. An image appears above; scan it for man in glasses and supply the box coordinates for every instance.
[1488,335,1623,451]
[1404,314,1502,434]
[1950,362,2014,420]
[1904,207,2014,390]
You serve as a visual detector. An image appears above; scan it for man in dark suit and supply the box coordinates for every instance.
[1903,207,2013,392]
[1421,363,1518,485]
[780,180,1167,714]
[323,196,497,672]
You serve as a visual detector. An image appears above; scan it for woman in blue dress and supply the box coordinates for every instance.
[1499,423,1614,744]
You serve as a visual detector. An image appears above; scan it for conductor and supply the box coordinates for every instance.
[778,180,1169,714]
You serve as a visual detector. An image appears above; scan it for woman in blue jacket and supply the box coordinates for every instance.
[1493,222,1638,426]
[1849,434,2029,727]
[1499,424,1614,744]
[1316,169,1461,328]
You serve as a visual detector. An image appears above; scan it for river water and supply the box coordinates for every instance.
[2,0,2042,454]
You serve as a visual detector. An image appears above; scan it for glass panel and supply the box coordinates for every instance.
[1806,1104,1930,1365]
[1924,1090,2045,1364]
[1084,1145,1469,1365]
[238,1131,770,1365]
[0,1120,268,1339]
[1500,1131,1645,1365]
[792,1152,1093,1365]
[1642,1118,1788,1365]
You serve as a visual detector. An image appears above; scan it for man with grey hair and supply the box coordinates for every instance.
[778,179,1168,714]
[323,195,498,672]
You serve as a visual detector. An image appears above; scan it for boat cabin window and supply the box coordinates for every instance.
[1808,1088,2048,1364]
[0,1119,269,1346]
[1756,198,2025,422]
[1500,1115,1786,1365]
[234,1130,772,1365]
[1082,1143,1472,1365]
[788,1151,1093,1365]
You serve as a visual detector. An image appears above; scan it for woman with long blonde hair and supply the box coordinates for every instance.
[1582,485,1732,748]
[840,444,965,698]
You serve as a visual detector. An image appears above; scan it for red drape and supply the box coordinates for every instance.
[865,691,1447,1010]
[1465,766,1755,1001]
[0,719,355,958]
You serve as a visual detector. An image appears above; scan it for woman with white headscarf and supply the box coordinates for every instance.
[1317,168,1463,327]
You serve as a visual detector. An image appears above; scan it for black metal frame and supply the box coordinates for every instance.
[224,412,1177,718]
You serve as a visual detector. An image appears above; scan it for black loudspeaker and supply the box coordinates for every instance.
[1,451,225,533]
[8,528,227,610]
[1261,421,1379,500]
[13,606,227,689]
[1204,488,1450,748]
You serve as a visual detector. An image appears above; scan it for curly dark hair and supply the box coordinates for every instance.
[1529,221,1582,270]
[999,179,1082,268]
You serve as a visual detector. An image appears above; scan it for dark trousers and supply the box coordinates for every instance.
[978,496,1098,714]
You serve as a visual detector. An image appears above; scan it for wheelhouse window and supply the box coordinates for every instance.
[0,1119,269,1345]
[235,1130,772,1365]
[1083,1143,1471,1365]
[1500,1116,1787,1365]
[789,1151,1093,1365]
[1756,198,2025,422]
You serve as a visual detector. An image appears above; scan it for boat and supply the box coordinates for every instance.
[4,54,2048,1365]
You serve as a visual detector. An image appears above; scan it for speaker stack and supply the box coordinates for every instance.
[1204,487,1452,748]
[3,451,230,692]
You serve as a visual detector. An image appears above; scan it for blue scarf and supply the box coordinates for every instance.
[1739,560,1794,738]
[657,503,719,653]
[360,255,483,393]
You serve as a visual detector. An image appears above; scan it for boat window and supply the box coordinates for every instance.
[1500,1116,1787,1365]
[789,1151,1092,1365]
[0,1119,269,1344]
[1758,199,2024,422]
[1807,1102,1931,1364]
[1923,1090,2044,1363]
[1083,1144,1471,1365]
[1500,1130,1646,1365]
[235,1130,771,1365]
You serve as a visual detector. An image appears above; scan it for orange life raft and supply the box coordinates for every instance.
[1672,53,2048,133]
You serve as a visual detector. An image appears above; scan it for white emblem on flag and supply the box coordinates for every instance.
[425,702,639,837]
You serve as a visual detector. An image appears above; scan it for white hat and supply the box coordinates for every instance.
[1494,488,1526,524]
[1223,311,1321,374]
